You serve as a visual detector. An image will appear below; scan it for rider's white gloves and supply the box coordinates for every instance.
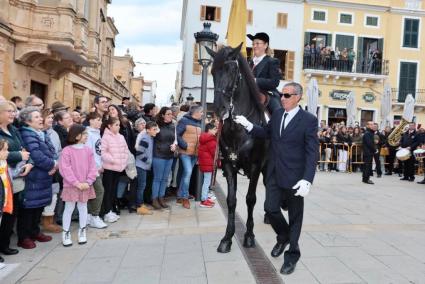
[234,115,253,132]
[293,179,311,197]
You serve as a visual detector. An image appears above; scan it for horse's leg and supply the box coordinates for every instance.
[217,163,237,253]
[243,163,261,248]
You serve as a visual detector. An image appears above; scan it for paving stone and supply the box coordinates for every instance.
[113,266,161,284]
[205,260,256,284]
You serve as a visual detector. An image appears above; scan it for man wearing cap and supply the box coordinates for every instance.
[51,101,70,114]
[247,32,282,113]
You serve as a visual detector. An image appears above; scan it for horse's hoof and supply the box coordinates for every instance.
[217,239,232,253]
[243,235,256,248]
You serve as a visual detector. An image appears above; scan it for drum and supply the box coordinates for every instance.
[413,149,425,160]
[396,148,411,161]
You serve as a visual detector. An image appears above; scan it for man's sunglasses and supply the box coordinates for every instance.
[279,92,297,99]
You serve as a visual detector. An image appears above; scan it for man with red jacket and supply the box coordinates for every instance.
[197,123,218,208]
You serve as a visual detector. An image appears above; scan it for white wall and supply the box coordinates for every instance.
[180,0,304,104]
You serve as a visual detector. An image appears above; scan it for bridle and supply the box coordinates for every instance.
[214,59,242,119]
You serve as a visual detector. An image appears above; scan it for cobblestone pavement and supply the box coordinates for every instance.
[222,171,425,284]
[1,171,425,283]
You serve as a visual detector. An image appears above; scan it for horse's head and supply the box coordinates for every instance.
[207,43,243,119]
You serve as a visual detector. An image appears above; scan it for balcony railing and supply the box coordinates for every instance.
[303,53,389,76]
[391,88,425,104]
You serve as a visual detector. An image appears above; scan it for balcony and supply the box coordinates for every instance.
[391,88,425,112]
[303,53,389,83]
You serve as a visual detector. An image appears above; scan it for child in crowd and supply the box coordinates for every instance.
[135,120,159,215]
[85,112,107,229]
[0,140,13,266]
[59,125,98,247]
[197,123,218,208]
[101,117,129,222]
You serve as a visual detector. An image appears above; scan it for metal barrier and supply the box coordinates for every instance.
[318,143,351,172]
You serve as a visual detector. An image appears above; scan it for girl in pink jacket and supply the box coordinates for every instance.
[59,125,98,247]
[101,117,129,223]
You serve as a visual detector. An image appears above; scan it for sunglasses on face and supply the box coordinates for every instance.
[279,92,297,99]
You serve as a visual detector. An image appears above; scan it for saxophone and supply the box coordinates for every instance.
[387,118,409,147]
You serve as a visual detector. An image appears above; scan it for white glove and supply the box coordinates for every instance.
[293,179,311,197]
[234,115,253,131]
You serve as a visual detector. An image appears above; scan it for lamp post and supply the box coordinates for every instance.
[193,22,218,201]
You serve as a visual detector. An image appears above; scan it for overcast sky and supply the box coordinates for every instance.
[109,0,183,106]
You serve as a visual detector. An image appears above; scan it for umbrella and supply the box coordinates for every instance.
[307,78,318,117]
[380,83,392,129]
[346,91,356,127]
[403,94,415,122]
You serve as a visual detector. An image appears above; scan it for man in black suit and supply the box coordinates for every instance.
[362,121,376,184]
[235,82,319,275]
[400,123,417,182]
[247,32,282,113]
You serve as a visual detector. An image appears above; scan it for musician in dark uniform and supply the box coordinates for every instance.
[413,129,425,184]
[400,123,417,182]
[247,32,282,113]
[362,121,376,184]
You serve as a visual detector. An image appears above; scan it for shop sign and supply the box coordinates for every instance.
[329,90,350,100]
[363,92,376,103]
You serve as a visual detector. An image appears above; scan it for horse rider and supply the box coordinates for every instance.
[234,82,319,275]
[247,32,282,114]
[400,123,417,182]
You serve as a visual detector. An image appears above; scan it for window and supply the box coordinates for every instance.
[398,62,418,102]
[403,18,420,48]
[365,16,379,27]
[247,10,253,25]
[360,110,374,127]
[335,34,354,50]
[339,13,353,24]
[312,10,326,22]
[193,44,201,75]
[285,51,295,81]
[277,13,288,28]
[200,5,221,22]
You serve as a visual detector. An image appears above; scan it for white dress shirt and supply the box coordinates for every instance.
[279,106,300,136]
[253,54,266,67]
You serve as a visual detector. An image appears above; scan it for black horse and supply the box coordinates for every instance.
[207,44,269,253]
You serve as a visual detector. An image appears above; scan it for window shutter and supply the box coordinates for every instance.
[193,44,201,75]
[215,7,221,22]
[200,5,206,21]
[247,10,253,25]
[285,51,295,81]
[281,13,288,28]
[304,32,311,45]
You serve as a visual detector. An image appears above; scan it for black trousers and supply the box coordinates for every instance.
[17,207,43,241]
[385,148,396,173]
[373,152,382,175]
[0,192,21,249]
[101,169,121,216]
[264,172,303,264]
[403,156,415,178]
[363,155,373,181]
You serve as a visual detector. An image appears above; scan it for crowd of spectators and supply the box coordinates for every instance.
[0,94,219,267]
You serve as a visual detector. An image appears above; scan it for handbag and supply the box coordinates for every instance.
[380,147,389,156]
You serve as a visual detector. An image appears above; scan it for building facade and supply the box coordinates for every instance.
[179,0,304,107]
[0,0,137,111]
[142,80,157,105]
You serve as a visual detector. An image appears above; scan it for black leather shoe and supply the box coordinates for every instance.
[400,177,409,181]
[280,261,297,275]
[384,172,392,176]
[0,255,4,262]
[377,174,382,178]
[362,180,374,184]
[417,180,425,184]
[271,241,289,257]
[409,177,415,182]
[0,247,19,255]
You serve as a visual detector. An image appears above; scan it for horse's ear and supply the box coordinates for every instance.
[229,42,243,59]
[205,46,216,59]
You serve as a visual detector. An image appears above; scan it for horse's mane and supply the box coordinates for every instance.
[213,47,264,113]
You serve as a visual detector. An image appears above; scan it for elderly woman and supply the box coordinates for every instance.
[0,101,32,256]
[176,105,203,209]
[17,107,57,249]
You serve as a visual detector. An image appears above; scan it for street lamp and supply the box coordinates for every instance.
[194,22,218,201]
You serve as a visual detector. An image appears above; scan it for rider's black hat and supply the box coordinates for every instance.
[247,32,269,44]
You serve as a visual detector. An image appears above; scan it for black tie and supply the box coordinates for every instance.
[280,113,288,137]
